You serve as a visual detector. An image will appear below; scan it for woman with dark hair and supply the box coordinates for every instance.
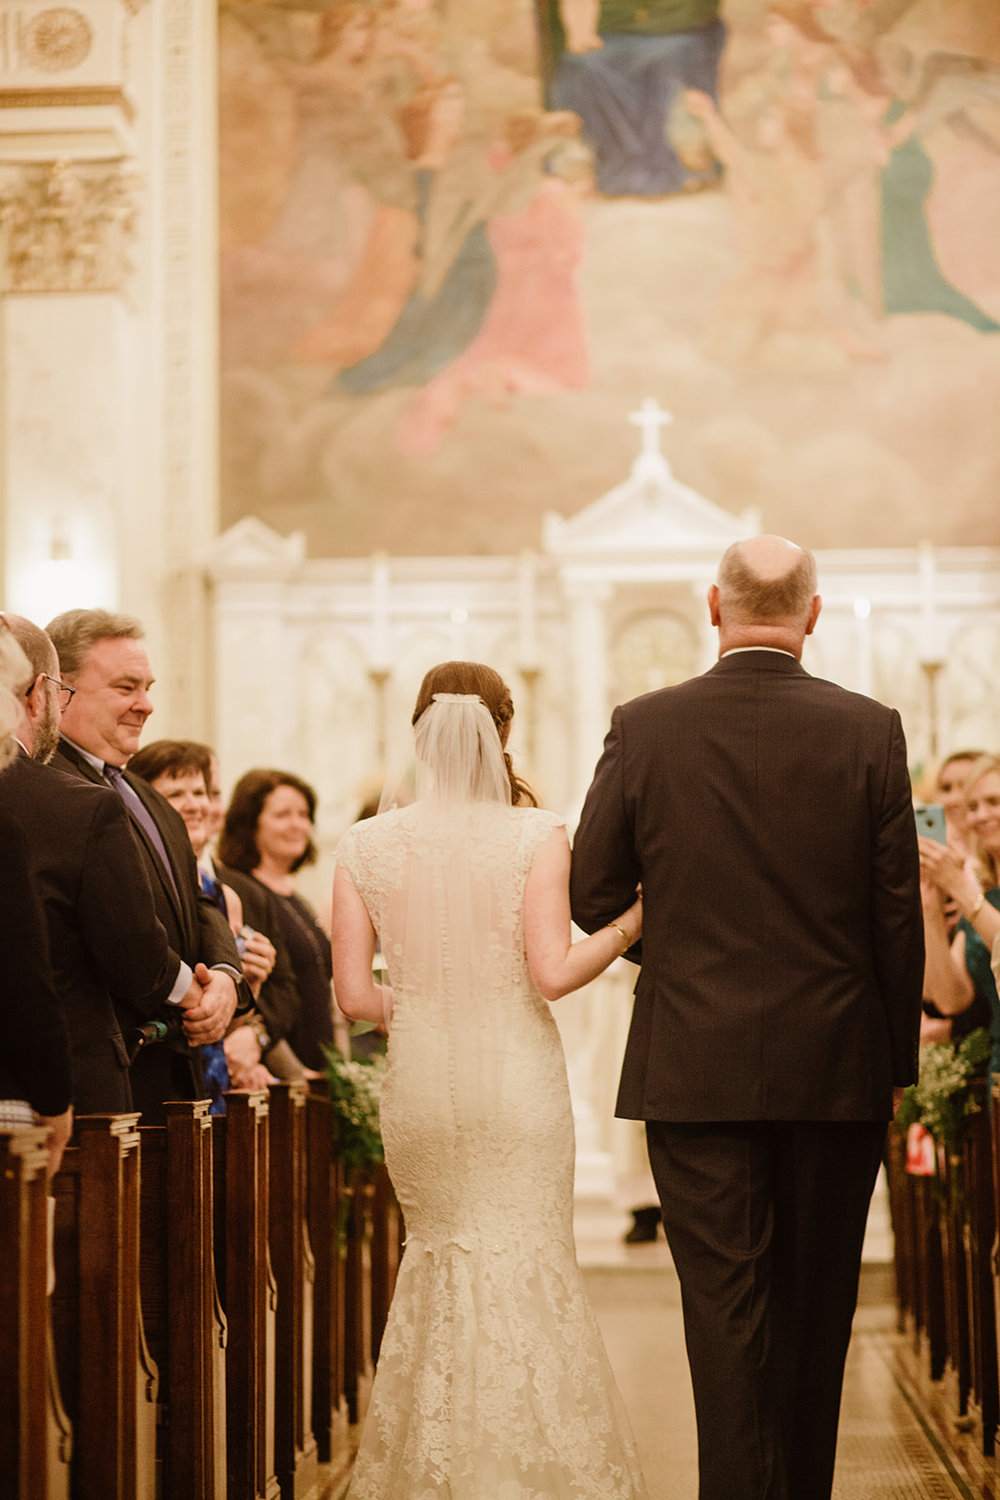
[331,661,646,1498]
[219,769,334,1071]
[128,740,280,1100]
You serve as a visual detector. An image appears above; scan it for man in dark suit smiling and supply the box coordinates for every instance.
[47,608,248,1122]
[571,536,924,1500]
[0,613,183,1115]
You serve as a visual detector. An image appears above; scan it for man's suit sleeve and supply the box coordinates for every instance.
[570,706,642,940]
[0,817,73,1116]
[136,778,252,1013]
[870,709,925,1088]
[76,794,182,1016]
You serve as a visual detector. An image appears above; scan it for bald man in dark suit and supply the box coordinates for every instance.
[571,536,924,1500]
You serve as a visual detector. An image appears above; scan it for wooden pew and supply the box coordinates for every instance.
[50,1113,158,1500]
[138,1100,228,1500]
[369,1163,402,1365]
[918,1172,949,1381]
[268,1082,320,1499]
[0,1126,72,1500]
[304,1080,350,1470]
[885,1125,915,1332]
[937,1142,973,1415]
[213,1091,280,1500]
[958,1079,998,1453]
[343,1172,374,1427]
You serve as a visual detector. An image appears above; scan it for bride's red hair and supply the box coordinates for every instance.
[412,661,537,807]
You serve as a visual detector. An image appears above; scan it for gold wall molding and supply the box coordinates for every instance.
[0,157,138,290]
[20,7,93,71]
[0,84,134,119]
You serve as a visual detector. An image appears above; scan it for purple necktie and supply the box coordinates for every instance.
[103,763,181,905]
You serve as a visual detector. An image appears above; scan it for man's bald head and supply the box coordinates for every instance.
[709,536,820,657]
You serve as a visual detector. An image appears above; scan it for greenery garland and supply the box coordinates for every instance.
[895,1028,990,1158]
[323,1048,386,1178]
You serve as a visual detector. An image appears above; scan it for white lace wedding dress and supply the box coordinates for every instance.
[337,802,646,1500]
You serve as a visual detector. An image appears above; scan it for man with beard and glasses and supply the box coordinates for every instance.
[0,613,193,1114]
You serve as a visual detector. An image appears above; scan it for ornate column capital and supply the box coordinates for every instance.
[0,157,138,290]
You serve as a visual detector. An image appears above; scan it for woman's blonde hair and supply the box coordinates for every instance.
[964,753,1000,888]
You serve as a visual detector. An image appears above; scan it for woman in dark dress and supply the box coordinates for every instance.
[219,770,335,1071]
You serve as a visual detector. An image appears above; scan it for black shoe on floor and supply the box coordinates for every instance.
[623,1206,661,1244]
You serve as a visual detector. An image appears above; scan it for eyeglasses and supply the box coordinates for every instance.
[43,674,75,710]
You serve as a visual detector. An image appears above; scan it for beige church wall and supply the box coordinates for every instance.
[219,0,1000,559]
[0,0,220,733]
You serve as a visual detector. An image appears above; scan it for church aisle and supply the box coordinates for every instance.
[583,1264,1000,1500]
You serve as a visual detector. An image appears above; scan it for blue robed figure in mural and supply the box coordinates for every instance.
[538,0,726,196]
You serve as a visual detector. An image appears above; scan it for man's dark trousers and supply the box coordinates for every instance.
[647,1118,884,1500]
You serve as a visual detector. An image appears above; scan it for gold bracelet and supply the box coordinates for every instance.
[607,922,630,954]
[968,892,986,922]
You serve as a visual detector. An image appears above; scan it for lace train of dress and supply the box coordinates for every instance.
[337,804,646,1500]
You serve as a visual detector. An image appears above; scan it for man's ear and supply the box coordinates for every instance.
[708,583,721,628]
[805,594,822,637]
[23,672,46,725]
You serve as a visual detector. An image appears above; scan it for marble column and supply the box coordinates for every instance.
[0,0,218,733]
[565,577,613,809]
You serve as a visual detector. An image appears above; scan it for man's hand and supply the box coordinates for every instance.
[239,931,276,998]
[35,1105,73,1177]
[178,973,206,1009]
[892,1086,906,1118]
[182,965,238,1045]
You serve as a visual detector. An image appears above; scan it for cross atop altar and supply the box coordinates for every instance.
[629,396,674,462]
[543,396,759,560]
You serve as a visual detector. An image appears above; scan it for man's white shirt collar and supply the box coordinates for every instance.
[721,647,797,659]
[61,735,109,773]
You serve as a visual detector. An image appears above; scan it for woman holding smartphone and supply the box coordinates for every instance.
[920,753,1000,1075]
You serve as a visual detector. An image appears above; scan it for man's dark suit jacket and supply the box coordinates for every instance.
[51,737,248,1119]
[0,751,179,1113]
[0,802,72,1116]
[0,750,177,1116]
[570,649,924,1123]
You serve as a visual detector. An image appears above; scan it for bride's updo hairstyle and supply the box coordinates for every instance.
[412,661,537,807]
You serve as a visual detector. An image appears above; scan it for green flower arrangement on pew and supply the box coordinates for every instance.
[323,1047,386,1181]
[895,1028,991,1158]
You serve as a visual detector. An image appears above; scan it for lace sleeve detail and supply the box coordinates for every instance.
[334,823,362,888]
[334,811,409,935]
[517,807,567,882]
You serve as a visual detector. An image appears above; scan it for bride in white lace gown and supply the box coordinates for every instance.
[332,662,646,1500]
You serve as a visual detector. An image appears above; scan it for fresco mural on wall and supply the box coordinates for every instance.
[219,0,1000,556]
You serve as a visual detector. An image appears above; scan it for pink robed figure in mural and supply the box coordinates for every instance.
[395,119,593,458]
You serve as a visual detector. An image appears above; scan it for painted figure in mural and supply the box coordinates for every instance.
[762,3,888,321]
[542,0,726,196]
[768,0,1000,334]
[395,114,594,456]
[686,88,883,367]
[876,61,1000,333]
[220,2,419,368]
[330,76,504,395]
[689,1,999,367]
